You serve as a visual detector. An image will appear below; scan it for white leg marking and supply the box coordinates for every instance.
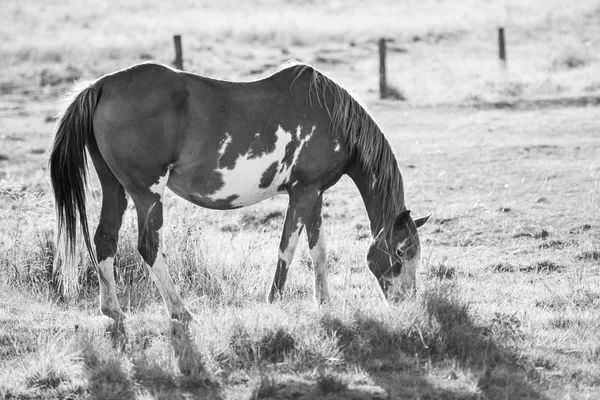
[145,170,192,321]
[279,225,303,265]
[146,239,190,320]
[310,228,329,303]
[98,257,125,321]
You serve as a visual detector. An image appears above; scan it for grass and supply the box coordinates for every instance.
[2,104,600,398]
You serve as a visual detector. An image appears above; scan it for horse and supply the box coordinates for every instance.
[49,61,430,325]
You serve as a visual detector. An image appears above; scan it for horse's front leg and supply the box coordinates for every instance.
[304,194,330,304]
[267,185,321,303]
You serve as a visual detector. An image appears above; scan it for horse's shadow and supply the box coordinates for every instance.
[318,295,550,400]
[93,319,223,400]
[100,292,548,399]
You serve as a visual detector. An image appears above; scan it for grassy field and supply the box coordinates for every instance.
[1,1,600,399]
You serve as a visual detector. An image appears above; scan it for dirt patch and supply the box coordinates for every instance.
[469,94,600,111]
[490,260,564,274]
[490,262,518,273]
[512,228,550,240]
[240,210,284,228]
[570,224,593,234]
[538,240,573,250]
[520,260,565,273]
[577,250,600,261]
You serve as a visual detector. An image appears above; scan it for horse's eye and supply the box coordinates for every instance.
[396,248,404,258]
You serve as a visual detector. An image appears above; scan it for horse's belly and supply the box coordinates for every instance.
[219,180,284,207]
[170,124,315,210]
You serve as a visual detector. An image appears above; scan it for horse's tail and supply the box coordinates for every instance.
[49,81,107,296]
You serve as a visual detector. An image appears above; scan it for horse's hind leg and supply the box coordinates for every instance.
[131,169,193,323]
[89,147,128,323]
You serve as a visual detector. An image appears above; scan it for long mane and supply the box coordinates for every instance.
[284,61,405,233]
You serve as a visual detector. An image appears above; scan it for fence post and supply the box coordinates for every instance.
[498,27,506,64]
[173,35,183,70]
[379,38,387,99]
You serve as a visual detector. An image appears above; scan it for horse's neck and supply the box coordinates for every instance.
[348,161,398,237]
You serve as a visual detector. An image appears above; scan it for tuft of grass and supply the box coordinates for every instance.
[490,262,517,273]
[512,228,550,239]
[253,375,279,398]
[489,312,522,341]
[547,316,587,330]
[535,290,600,311]
[23,346,83,390]
[584,81,600,92]
[240,210,284,228]
[570,224,592,234]
[384,83,406,101]
[428,263,455,279]
[551,49,594,70]
[0,332,85,397]
[87,356,134,400]
[259,328,295,363]
[316,372,348,394]
[490,260,564,274]
[519,260,565,274]
[229,323,256,367]
[577,250,600,260]
[538,239,570,250]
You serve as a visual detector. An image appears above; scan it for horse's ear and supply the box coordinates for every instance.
[414,213,432,229]
[394,209,411,229]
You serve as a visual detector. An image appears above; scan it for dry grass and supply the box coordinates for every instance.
[2,104,599,398]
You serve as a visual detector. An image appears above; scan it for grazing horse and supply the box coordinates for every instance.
[49,61,430,324]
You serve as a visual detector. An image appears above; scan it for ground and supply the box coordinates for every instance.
[1,1,600,399]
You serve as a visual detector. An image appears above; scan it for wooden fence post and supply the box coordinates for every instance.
[498,27,506,64]
[379,38,387,99]
[173,35,183,70]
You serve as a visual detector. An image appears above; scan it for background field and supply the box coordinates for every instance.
[1,1,599,399]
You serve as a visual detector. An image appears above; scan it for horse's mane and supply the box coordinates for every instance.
[283,61,405,233]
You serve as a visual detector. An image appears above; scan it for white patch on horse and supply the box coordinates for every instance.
[334,139,341,152]
[278,223,303,263]
[218,132,232,159]
[309,224,329,303]
[98,256,125,320]
[278,125,314,180]
[150,170,170,195]
[146,226,190,319]
[208,124,314,207]
[140,169,191,320]
[399,257,418,293]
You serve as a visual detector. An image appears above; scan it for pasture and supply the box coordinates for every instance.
[1,0,599,399]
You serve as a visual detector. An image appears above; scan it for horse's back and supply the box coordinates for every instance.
[90,62,348,208]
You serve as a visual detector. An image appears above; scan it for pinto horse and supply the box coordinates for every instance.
[49,61,430,324]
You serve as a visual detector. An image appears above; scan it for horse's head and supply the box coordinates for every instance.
[367,210,431,298]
